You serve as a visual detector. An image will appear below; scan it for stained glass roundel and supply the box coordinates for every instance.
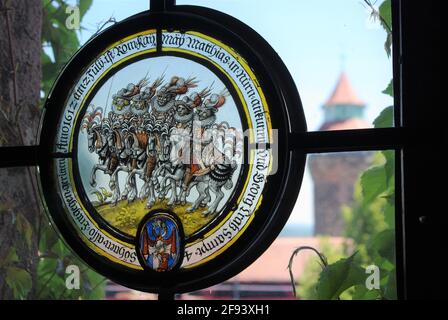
[38,7,306,292]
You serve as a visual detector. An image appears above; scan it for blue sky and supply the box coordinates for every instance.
[77,0,393,228]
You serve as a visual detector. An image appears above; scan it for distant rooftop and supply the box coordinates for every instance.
[229,237,348,283]
[320,72,370,130]
[324,72,365,107]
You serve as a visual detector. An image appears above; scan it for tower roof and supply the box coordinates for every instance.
[324,72,364,107]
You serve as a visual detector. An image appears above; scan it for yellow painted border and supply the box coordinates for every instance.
[61,30,157,269]
[58,28,273,270]
[162,31,273,268]
[187,31,272,132]
[65,158,142,270]
[69,29,158,151]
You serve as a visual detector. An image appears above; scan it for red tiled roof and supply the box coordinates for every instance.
[325,72,364,107]
[229,237,348,283]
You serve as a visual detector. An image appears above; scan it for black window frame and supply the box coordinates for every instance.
[0,0,444,299]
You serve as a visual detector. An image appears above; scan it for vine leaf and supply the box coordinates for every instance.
[15,213,33,247]
[352,284,381,300]
[360,164,387,204]
[370,229,395,263]
[383,201,395,228]
[382,272,397,299]
[379,0,392,57]
[384,33,392,58]
[38,257,59,276]
[51,239,71,258]
[381,149,395,190]
[0,248,19,268]
[78,0,93,18]
[379,0,392,32]
[39,221,60,254]
[5,267,32,299]
[316,253,365,300]
[373,106,393,128]
[382,79,393,97]
[41,0,93,106]
[288,246,327,298]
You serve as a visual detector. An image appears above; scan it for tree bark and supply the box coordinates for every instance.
[0,0,42,299]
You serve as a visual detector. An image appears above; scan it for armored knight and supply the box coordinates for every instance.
[111,77,149,114]
[149,76,197,134]
[181,91,228,191]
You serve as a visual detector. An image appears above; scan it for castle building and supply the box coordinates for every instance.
[309,72,372,236]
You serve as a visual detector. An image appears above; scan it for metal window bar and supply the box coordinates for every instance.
[0,0,445,299]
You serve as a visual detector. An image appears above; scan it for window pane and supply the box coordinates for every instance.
[176,151,396,300]
[77,0,394,132]
[1,0,397,300]
[175,0,394,131]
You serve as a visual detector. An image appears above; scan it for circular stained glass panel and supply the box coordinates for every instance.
[38,7,306,293]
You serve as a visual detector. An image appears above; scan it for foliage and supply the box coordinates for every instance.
[379,0,392,57]
[295,238,347,299]
[340,144,396,300]
[364,0,392,56]
[292,0,396,300]
[5,267,33,299]
[3,0,106,300]
[315,252,366,300]
[1,212,35,299]
[36,218,106,299]
[38,0,106,300]
[373,105,393,128]
[295,107,396,300]
[41,0,93,104]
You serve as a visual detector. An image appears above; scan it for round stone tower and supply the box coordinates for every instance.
[309,72,372,236]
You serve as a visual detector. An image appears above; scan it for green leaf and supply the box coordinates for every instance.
[51,240,71,258]
[382,272,397,299]
[384,33,392,57]
[36,258,69,299]
[5,267,32,299]
[379,0,392,56]
[82,269,106,300]
[379,0,392,32]
[316,253,365,300]
[373,106,394,128]
[383,201,395,228]
[352,284,381,300]
[370,229,395,262]
[78,0,93,19]
[39,223,61,254]
[47,276,68,299]
[38,257,59,277]
[378,256,395,272]
[37,0,106,300]
[0,248,19,268]
[15,214,33,247]
[382,79,393,97]
[381,150,395,189]
[6,248,19,263]
[360,164,387,204]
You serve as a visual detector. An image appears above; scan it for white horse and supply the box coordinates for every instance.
[126,131,160,208]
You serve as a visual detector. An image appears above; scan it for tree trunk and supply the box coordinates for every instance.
[0,0,42,299]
